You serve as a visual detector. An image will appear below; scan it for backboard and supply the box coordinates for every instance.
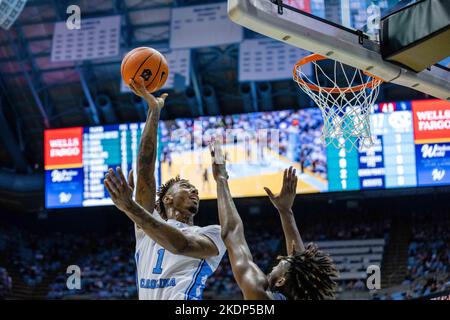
[228,0,450,100]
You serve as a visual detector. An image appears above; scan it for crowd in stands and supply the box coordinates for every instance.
[0,267,12,299]
[385,212,449,300]
[1,208,448,300]
[0,229,12,299]
[0,226,85,287]
[1,211,386,300]
[0,225,138,299]
[46,230,137,299]
[298,211,391,242]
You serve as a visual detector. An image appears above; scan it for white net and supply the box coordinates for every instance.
[294,56,382,151]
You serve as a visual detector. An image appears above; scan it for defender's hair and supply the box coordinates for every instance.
[155,175,190,220]
[279,243,338,300]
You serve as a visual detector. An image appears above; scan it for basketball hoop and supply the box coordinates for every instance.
[293,54,383,151]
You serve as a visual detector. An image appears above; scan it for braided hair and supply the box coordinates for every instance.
[278,243,339,300]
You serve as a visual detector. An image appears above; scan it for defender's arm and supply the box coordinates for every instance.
[211,140,270,299]
[264,167,305,254]
[216,178,270,300]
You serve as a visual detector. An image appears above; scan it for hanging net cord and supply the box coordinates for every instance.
[294,56,382,150]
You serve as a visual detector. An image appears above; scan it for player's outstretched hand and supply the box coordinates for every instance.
[209,138,229,182]
[130,76,168,111]
[264,166,298,213]
[104,167,135,213]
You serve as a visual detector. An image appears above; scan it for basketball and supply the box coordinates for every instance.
[121,47,169,95]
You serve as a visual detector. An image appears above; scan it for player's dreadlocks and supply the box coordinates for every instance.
[155,175,190,220]
[278,242,338,300]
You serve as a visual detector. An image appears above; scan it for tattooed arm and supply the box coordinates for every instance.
[104,167,218,259]
[130,77,167,212]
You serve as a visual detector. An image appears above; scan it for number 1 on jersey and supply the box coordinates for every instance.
[152,248,165,274]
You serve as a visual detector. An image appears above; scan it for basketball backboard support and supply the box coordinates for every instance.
[228,0,450,100]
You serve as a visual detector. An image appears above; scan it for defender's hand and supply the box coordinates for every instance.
[130,77,168,111]
[264,166,298,212]
[104,167,135,213]
[209,138,229,181]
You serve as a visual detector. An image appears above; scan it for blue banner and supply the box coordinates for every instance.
[415,143,450,186]
[45,168,84,208]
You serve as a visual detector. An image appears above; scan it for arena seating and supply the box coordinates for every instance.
[1,209,448,300]
[46,231,137,300]
[374,211,449,300]
[204,214,390,300]
[0,267,12,299]
[318,239,385,280]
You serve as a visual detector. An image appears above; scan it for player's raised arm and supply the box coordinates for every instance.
[263,167,339,300]
[130,77,168,212]
[210,139,270,300]
[104,167,219,259]
[264,167,305,254]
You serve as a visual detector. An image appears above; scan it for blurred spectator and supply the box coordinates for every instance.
[377,211,449,300]
[0,267,12,299]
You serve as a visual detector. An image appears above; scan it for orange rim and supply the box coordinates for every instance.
[293,54,384,94]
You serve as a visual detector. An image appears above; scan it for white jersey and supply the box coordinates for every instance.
[134,213,226,300]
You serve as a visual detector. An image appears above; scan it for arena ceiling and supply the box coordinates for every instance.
[0,0,426,174]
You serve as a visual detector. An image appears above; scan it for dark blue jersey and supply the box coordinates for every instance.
[267,291,287,300]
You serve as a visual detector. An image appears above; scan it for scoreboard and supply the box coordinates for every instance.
[371,102,417,189]
[44,99,450,209]
[327,99,450,192]
[45,123,160,209]
[327,101,417,191]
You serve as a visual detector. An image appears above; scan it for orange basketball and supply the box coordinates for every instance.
[121,47,169,95]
